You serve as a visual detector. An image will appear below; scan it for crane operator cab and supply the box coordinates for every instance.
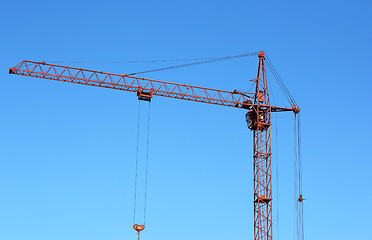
[246,107,270,131]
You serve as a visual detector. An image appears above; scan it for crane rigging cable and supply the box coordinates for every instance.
[297,113,304,240]
[133,100,141,224]
[133,100,151,240]
[44,52,259,65]
[266,56,297,108]
[293,115,297,240]
[269,70,280,240]
[294,113,304,240]
[126,52,260,75]
[143,101,151,226]
[275,114,280,240]
[45,56,235,64]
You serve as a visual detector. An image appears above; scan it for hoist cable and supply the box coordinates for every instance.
[133,101,151,227]
[294,113,304,240]
[274,114,280,240]
[298,113,302,196]
[127,52,259,76]
[143,101,151,225]
[297,113,304,240]
[133,100,141,224]
[293,114,298,240]
[275,114,280,240]
[269,74,280,240]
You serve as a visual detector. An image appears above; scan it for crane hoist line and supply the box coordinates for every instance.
[9,51,302,240]
[133,100,151,240]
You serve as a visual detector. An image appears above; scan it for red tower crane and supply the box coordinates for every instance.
[9,51,300,240]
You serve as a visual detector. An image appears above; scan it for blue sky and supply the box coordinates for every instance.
[1,1,371,240]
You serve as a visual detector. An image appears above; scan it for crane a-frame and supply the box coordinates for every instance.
[9,51,300,240]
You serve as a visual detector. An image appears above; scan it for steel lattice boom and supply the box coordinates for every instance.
[9,51,300,240]
[9,59,297,113]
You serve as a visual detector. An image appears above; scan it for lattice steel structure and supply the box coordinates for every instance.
[246,52,273,240]
[9,51,299,240]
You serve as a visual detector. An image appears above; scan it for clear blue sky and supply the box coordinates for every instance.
[1,1,371,240]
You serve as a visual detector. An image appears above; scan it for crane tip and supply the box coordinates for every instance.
[258,51,266,59]
[293,106,300,114]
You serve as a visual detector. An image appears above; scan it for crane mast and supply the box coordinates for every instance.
[9,51,299,240]
[247,51,272,240]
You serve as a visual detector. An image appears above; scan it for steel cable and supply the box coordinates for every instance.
[127,52,259,75]
[133,100,141,224]
[294,113,304,240]
[293,114,298,240]
[143,101,151,225]
[266,60,293,106]
[267,58,296,105]
[275,114,280,240]
[46,57,226,64]
[45,52,259,66]
[133,100,151,227]
[266,60,293,105]
[297,113,304,240]
[266,57,297,108]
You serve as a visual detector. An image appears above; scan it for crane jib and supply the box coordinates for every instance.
[9,60,298,113]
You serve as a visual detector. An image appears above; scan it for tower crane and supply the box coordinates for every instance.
[9,51,300,240]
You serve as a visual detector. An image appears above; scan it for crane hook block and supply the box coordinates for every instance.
[133,224,145,233]
[298,194,305,202]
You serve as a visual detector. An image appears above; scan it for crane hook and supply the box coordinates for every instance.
[133,224,145,240]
